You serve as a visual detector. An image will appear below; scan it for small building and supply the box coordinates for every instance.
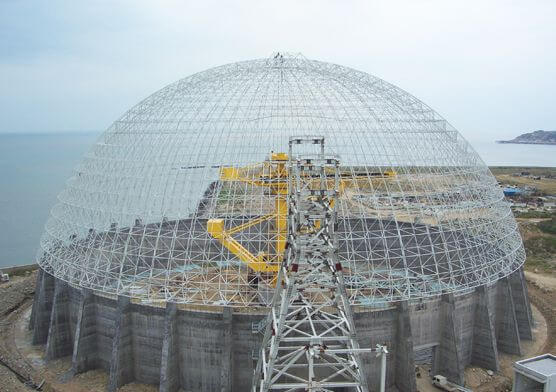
[513,354,556,392]
[504,187,522,197]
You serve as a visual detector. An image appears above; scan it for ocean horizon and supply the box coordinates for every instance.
[0,131,554,268]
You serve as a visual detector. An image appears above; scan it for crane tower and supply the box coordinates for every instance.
[252,136,378,392]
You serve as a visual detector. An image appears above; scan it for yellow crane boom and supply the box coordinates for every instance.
[207,151,395,275]
[207,216,279,273]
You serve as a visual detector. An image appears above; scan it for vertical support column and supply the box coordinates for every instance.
[433,294,464,385]
[471,285,499,371]
[394,301,417,392]
[509,268,533,340]
[380,348,387,392]
[46,280,72,360]
[220,307,233,392]
[32,270,56,345]
[108,296,133,392]
[160,302,180,392]
[29,268,43,331]
[71,289,97,375]
[496,277,521,355]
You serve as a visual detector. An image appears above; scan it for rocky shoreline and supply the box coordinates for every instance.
[497,130,556,145]
[497,140,556,145]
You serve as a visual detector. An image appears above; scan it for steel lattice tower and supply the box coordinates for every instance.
[253,137,372,392]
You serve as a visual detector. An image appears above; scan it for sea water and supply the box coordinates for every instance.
[470,140,556,167]
[0,132,554,267]
[0,132,98,267]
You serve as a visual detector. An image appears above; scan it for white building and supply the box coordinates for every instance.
[513,354,556,392]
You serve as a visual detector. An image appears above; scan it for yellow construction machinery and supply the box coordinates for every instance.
[207,151,396,275]
[207,152,288,274]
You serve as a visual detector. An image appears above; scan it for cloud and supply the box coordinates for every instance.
[0,0,555,139]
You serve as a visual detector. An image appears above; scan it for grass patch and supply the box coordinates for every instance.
[523,233,556,272]
[538,217,556,235]
[515,210,556,219]
[525,256,554,272]
[524,236,556,255]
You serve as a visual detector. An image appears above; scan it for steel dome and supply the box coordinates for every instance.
[37,53,525,306]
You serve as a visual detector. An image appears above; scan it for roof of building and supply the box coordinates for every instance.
[515,354,556,381]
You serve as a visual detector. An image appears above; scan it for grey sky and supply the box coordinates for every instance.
[1,0,554,141]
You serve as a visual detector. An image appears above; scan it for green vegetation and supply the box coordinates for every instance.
[538,217,556,235]
[520,212,556,273]
[526,256,554,271]
[524,234,556,272]
[525,236,556,256]
[515,210,556,219]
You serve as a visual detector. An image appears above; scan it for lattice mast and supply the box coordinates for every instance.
[252,136,371,391]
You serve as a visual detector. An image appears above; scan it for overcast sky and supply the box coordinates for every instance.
[1,0,554,141]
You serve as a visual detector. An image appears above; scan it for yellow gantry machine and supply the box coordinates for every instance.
[207,146,396,277]
[207,152,289,274]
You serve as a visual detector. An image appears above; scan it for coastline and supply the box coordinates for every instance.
[497,140,556,145]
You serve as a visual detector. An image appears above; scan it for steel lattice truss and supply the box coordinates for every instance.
[253,137,371,391]
[37,53,525,307]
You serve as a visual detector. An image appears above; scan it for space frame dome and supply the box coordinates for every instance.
[38,53,525,307]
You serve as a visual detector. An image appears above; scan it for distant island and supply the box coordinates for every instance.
[497,130,556,145]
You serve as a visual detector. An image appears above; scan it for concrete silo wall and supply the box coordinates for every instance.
[30,268,533,392]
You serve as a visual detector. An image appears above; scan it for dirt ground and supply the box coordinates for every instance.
[466,271,556,392]
[524,271,556,355]
[412,303,548,392]
[495,174,556,195]
[0,272,180,392]
[0,272,42,392]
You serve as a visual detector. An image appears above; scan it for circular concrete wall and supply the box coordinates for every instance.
[30,268,533,391]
